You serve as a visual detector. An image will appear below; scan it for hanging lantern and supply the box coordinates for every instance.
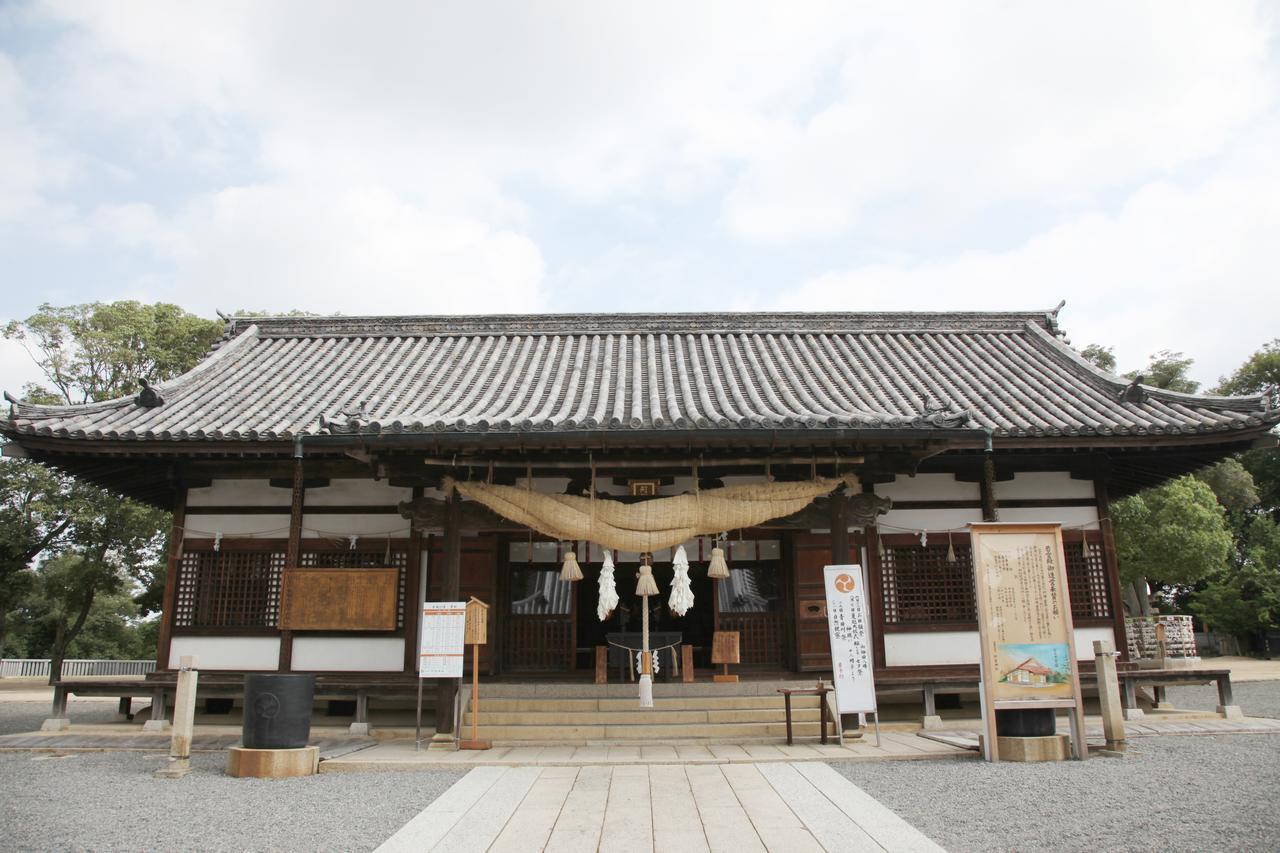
[597,550,619,621]
[668,545,694,616]
[707,545,730,579]
[560,544,583,581]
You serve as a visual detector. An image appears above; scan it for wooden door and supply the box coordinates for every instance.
[791,532,862,672]
[427,534,497,675]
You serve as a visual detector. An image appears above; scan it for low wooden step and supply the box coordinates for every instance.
[469,720,828,743]
[463,708,822,726]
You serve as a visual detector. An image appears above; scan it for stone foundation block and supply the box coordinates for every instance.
[226,746,319,779]
[995,734,1070,763]
[142,719,171,732]
[1123,708,1145,722]
[40,718,70,732]
[1218,705,1244,720]
[920,715,944,730]
[348,722,371,736]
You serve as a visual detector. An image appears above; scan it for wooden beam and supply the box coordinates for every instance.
[404,486,424,674]
[829,487,849,563]
[435,491,462,734]
[154,486,187,672]
[1095,473,1129,661]
[979,453,999,522]
[278,456,305,671]
[861,479,888,670]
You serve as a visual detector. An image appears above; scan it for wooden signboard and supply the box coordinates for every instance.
[823,565,877,715]
[279,568,399,631]
[464,597,489,646]
[970,522,1087,761]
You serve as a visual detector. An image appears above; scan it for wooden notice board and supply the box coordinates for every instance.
[279,567,399,631]
[970,522,1087,761]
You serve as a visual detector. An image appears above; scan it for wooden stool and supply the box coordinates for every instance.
[711,631,740,683]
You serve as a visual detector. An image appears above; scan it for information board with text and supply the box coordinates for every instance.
[419,601,466,678]
[823,564,877,715]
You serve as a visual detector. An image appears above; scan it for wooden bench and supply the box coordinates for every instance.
[48,674,431,732]
[1115,667,1238,719]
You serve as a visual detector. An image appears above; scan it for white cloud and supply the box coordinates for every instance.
[776,122,1280,385]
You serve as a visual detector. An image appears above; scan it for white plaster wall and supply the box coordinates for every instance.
[186,479,283,506]
[291,637,406,671]
[995,471,1095,501]
[183,514,292,537]
[886,627,1119,667]
[878,473,979,502]
[886,631,980,666]
[304,478,413,506]
[300,514,411,538]
[997,507,1100,529]
[169,636,280,670]
[878,508,984,532]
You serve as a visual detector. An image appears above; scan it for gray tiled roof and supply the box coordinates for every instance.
[4,311,1276,443]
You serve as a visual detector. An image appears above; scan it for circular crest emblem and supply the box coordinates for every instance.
[254,692,281,719]
[834,573,856,593]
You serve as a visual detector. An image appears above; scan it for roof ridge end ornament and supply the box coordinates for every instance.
[135,377,164,409]
[1119,375,1148,405]
[3,390,19,419]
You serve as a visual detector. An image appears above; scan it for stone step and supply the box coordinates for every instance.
[463,708,823,726]
[471,720,828,743]
[474,695,822,713]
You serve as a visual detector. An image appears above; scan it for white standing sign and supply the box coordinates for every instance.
[824,565,877,715]
[419,601,466,678]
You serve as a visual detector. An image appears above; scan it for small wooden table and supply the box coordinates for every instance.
[777,685,832,745]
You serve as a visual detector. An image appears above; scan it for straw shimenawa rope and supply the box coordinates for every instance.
[442,474,856,553]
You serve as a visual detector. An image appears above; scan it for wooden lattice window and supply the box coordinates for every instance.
[1063,533,1111,621]
[880,537,976,627]
[173,546,286,630]
[299,543,409,629]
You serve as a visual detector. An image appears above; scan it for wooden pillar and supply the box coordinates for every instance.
[829,488,849,564]
[435,490,462,734]
[279,455,305,671]
[404,486,425,674]
[155,486,188,672]
[860,479,887,670]
[1095,474,1129,661]
[980,453,999,522]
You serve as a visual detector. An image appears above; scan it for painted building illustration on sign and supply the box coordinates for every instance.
[3,309,1276,738]
[999,643,1071,687]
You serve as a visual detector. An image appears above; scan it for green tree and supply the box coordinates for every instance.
[3,301,222,404]
[2,300,220,676]
[1215,338,1280,402]
[0,460,82,655]
[1192,515,1280,640]
[1080,344,1117,372]
[1126,350,1199,394]
[1112,476,1232,615]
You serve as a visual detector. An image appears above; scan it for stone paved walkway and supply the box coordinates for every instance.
[320,731,969,772]
[375,762,944,853]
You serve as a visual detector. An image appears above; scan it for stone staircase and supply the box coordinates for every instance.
[462,681,832,745]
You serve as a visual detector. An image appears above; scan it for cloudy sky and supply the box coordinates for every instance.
[1,1,1277,396]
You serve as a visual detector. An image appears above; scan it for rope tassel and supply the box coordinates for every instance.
[635,561,660,596]
[706,546,729,579]
[560,545,583,582]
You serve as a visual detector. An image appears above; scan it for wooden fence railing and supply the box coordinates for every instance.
[0,659,157,679]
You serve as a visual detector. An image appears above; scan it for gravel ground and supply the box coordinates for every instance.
[1163,679,1280,719]
[837,733,1280,852]
[0,698,118,736]
[0,750,465,853]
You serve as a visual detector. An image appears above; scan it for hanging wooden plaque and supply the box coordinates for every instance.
[279,567,399,631]
[464,597,489,645]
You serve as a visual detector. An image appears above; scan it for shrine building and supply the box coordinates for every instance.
[4,309,1276,734]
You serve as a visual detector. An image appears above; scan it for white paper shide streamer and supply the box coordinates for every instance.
[597,550,619,621]
[668,545,694,616]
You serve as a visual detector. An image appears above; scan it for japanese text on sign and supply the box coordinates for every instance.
[419,601,466,678]
[824,565,877,715]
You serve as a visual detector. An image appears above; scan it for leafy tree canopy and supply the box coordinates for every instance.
[1126,349,1199,394]
[1079,344,1117,372]
[1112,476,1232,589]
[1214,338,1280,402]
[3,301,222,405]
[1196,458,1261,514]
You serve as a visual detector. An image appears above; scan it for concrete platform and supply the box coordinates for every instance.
[374,762,944,852]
